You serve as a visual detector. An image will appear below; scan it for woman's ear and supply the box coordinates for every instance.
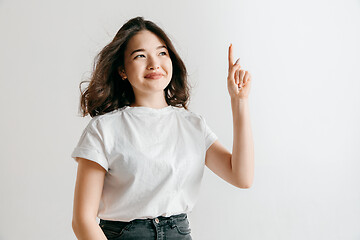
[118,67,127,80]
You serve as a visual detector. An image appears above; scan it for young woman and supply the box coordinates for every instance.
[71,16,254,240]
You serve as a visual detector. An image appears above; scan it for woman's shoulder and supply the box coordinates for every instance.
[174,107,206,125]
[85,106,127,129]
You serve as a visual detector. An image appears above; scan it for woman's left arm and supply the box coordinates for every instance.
[227,43,254,188]
[230,98,254,188]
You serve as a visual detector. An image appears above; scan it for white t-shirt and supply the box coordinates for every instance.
[71,105,217,221]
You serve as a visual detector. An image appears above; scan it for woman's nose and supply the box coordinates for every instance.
[146,56,160,70]
[147,65,159,70]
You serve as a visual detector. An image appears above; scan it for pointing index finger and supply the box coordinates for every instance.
[228,43,234,70]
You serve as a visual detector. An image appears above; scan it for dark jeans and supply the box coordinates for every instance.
[99,213,192,240]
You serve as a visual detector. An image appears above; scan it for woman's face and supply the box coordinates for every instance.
[120,30,173,95]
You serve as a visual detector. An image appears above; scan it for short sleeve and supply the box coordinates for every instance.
[200,115,218,151]
[71,121,109,172]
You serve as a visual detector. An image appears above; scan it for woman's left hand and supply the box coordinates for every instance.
[227,44,252,100]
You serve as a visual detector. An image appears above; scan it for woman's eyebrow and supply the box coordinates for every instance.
[130,45,167,56]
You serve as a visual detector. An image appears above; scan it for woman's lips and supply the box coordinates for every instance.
[145,73,164,79]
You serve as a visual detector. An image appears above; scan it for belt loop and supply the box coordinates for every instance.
[169,217,176,228]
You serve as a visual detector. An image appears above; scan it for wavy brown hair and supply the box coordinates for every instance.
[77,16,191,117]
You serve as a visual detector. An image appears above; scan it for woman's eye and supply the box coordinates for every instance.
[134,54,145,59]
[134,52,167,59]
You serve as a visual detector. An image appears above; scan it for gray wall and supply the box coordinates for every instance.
[0,0,359,239]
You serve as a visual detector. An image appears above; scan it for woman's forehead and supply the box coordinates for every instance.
[126,30,166,52]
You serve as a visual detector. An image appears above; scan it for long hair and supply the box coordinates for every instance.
[77,16,191,117]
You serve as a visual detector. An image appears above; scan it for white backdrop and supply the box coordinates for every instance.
[0,0,359,239]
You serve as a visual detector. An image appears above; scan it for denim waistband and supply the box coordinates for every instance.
[100,213,187,224]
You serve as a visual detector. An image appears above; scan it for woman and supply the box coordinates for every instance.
[71,16,254,240]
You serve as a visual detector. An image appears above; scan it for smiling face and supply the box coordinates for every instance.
[119,30,173,97]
